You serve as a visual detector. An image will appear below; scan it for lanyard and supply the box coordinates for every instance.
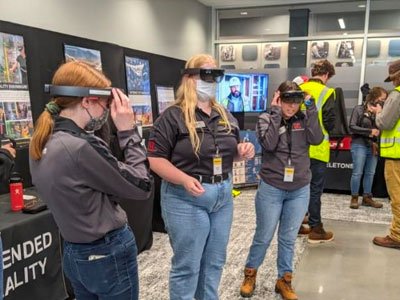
[284,119,292,165]
[203,114,220,155]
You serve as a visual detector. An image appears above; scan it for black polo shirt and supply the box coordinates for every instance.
[148,105,240,176]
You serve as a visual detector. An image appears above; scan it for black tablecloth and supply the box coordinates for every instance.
[0,189,67,300]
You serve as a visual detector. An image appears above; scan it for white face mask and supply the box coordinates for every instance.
[196,79,217,102]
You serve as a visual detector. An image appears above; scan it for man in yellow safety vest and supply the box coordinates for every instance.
[299,60,336,243]
[372,59,400,249]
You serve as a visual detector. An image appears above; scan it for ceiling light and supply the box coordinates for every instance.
[343,32,348,36]
[338,18,346,29]
[264,28,271,31]
[240,11,248,15]
[358,4,366,8]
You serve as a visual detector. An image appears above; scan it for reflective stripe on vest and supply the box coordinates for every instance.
[380,86,400,159]
[300,81,334,162]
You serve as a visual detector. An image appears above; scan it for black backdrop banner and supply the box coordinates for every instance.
[0,20,185,253]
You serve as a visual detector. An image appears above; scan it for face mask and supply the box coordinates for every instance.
[196,79,216,102]
[84,103,109,132]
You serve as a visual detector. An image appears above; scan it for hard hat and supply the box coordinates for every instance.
[229,77,241,87]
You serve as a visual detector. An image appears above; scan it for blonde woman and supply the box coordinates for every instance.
[148,54,255,300]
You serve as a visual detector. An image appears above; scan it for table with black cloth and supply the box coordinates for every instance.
[0,189,67,300]
[325,150,388,197]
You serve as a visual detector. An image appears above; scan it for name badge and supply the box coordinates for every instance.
[283,166,295,182]
[213,154,223,175]
[195,121,206,128]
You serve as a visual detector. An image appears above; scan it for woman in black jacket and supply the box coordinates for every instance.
[349,87,387,209]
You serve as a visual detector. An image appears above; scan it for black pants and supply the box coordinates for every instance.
[308,158,327,227]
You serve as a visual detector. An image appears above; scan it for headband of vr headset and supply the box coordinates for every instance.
[280,91,305,103]
[181,68,225,83]
[44,84,112,98]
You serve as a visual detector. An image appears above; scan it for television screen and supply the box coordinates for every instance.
[217,73,268,112]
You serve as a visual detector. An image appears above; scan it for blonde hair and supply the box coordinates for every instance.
[175,54,232,156]
[30,61,111,160]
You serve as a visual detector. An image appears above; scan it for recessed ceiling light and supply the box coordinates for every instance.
[358,4,366,8]
[240,11,248,15]
[338,18,346,29]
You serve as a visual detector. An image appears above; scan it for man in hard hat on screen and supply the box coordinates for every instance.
[222,77,251,112]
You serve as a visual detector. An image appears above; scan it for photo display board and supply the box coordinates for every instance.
[0,32,34,147]
[63,44,102,71]
[124,56,153,126]
[155,85,175,115]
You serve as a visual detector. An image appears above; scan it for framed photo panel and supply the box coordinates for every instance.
[63,44,102,70]
[0,32,34,147]
[155,85,175,115]
[124,56,153,126]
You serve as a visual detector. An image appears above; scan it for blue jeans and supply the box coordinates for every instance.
[161,178,233,300]
[350,143,378,195]
[63,225,138,300]
[0,234,3,300]
[246,181,309,278]
[308,159,327,228]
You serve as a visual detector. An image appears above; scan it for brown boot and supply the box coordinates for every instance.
[373,236,400,249]
[298,224,311,235]
[275,272,298,300]
[350,195,359,209]
[240,267,257,297]
[308,223,334,244]
[362,194,383,208]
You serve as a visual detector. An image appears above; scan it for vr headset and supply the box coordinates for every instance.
[280,91,305,104]
[181,68,225,83]
[44,84,112,99]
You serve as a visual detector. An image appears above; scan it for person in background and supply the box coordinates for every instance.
[148,54,255,300]
[349,87,387,209]
[0,142,16,300]
[239,81,323,300]
[29,61,152,299]
[222,76,251,112]
[372,59,400,249]
[298,59,336,243]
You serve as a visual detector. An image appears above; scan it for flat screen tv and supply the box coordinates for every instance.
[217,72,268,112]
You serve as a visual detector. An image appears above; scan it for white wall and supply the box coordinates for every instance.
[0,0,211,60]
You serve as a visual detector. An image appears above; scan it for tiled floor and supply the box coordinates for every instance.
[294,219,400,300]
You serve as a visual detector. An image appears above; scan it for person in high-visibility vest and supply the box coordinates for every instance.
[298,60,336,243]
[371,59,400,249]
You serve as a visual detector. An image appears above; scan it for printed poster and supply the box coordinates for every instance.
[0,32,34,147]
[125,56,153,126]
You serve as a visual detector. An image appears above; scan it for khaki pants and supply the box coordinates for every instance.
[384,159,400,242]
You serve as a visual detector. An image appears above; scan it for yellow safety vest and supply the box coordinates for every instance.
[380,86,400,159]
[300,81,334,162]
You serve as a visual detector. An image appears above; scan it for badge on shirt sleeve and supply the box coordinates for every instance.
[283,165,295,182]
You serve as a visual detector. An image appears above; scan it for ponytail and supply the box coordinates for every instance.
[29,111,54,160]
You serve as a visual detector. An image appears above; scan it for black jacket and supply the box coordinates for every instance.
[349,104,377,146]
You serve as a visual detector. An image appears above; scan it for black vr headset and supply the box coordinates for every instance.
[181,68,225,83]
[280,91,305,104]
[44,84,112,99]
